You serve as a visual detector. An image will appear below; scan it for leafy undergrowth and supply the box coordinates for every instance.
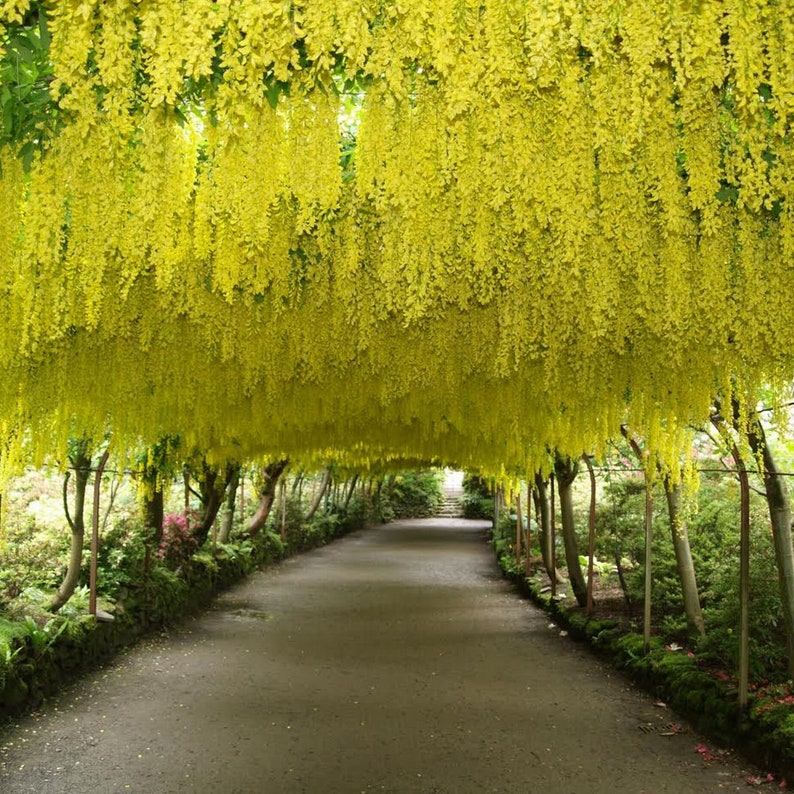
[494,544,794,785]
[0,518,363,721]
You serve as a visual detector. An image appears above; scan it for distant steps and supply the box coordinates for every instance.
[436,486,464,518]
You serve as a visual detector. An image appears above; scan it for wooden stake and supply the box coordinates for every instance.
[239,470,245,524]
[583,453,597,617]
[515,491,523,564]
[643,478,653,654]
[737,456,751,708]
[525,483,532,577]
[89,449,110,617]
[550,474,557,599]
[281,478,287,540]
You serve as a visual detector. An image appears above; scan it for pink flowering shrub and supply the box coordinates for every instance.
[157,511,200,568]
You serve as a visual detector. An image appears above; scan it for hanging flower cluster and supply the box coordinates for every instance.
[0,0,792,474]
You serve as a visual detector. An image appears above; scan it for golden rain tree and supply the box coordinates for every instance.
[0,0,792,476]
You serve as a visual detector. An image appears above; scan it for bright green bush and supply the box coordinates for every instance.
[380,471,443,519]
[461,474,493,519]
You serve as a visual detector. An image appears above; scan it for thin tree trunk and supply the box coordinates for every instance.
[550,474,557,599]
[622,428,654,652]
[218,464,241,543]
[141,475,165,578]
[614,551,634,617]
[191,461,239,547]
[711,412,752,698]
[736,451,751,708]
[663,476,706,638]
[101,472,122,535]
[534,474,555,580]
[582,453,597,617]
[515,491,523,565]
[239,470,245,525]
[746,418,794,680]
[326,475,336,512]
[248,459,289,537]
[50,448,91,612]
[306,467,332,522]
[280,478,288,540]
[642,478,653,653]
[292,470,304,495]
[555,453,587,608]
[343,474,359,511]
[89,449,110,617]
[524,485,532,577]
[145,488,165,547]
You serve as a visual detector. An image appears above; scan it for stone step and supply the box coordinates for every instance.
[435,493,464,517]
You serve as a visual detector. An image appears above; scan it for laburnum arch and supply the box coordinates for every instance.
[0,0,793,475]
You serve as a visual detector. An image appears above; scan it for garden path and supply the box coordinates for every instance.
[0,519,761,793]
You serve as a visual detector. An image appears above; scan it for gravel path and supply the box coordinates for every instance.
[0,519,763,793]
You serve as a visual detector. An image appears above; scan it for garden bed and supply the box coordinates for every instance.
[0,520,362,721]
[495,545,794,785]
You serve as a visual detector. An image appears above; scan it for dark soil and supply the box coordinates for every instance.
[0,519,766,793]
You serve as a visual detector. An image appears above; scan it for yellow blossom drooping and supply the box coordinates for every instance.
[0,0,793,477]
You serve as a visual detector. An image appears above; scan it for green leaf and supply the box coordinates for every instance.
[2,95,14,136]
[715,185,738,204]
[20,139,35,172]
[38,13,51,49]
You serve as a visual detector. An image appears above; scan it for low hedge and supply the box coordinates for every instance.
[0,517,362,721]
[495,544,794,783]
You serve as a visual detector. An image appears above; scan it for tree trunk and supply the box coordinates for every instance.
[533,474,555,580]
[621,426,654,651]
[642,478,653,653]
[515,491,523,564]
[663,476,706,638]
[614,551,634,617]
[50,448,91,612]
[292,470,304,495]
[191,461,239,547]
[247,459,289,537]
[746,418,794,679]
[554,453,587,608]
[524,486,532,577]
[142,483,164,577]
[343,474,359,511]
[582,454,597,617]
[218,464,242,543]
[550,473,558,598]
[711,411,752,695]
[306,467,332,522]
[493,485,503,534]
[89,449,110,617]
[183,467,190,510]
[144,488,165,547]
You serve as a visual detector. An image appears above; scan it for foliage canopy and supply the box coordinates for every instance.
[1,1,793,473]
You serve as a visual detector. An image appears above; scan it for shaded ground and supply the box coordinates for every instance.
[0,519,766,793]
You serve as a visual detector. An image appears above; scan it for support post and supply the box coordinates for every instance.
[89,449,110,617]
[583,453,597,617]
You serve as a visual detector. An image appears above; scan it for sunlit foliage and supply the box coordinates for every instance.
[0,1,792,474]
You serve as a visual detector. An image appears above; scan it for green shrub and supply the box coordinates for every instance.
[380,471,443,519]
[88,517,147,599]
[0,518,65,605]
[461,474,493,519]
[338,493,370,529]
